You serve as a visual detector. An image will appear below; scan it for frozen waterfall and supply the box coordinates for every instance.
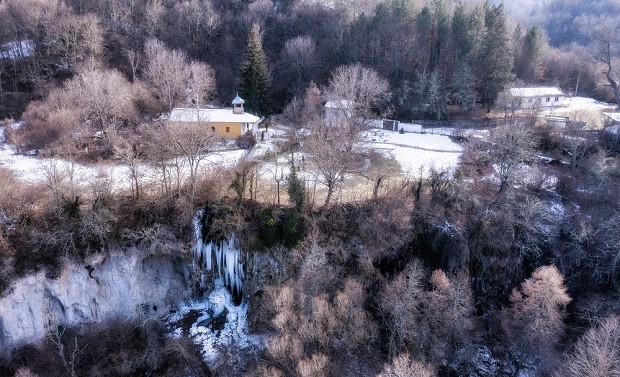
[192,209,244,298]
[166,210,259,369]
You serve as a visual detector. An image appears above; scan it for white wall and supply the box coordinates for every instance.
[518,95,565,108]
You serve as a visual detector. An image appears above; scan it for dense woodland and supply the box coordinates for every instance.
[1,0,619,122]
[1,0,620,376]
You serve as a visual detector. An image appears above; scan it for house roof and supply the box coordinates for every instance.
[509,87,565,97]
[232,95,245,105]
[604,112,620,122]
[325,99,353,109]
[169,108,260,123]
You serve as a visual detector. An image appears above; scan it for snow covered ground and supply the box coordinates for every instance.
[0,124,246,190]
[544,96,616,129]
[561,96,616,112]
[363,128,462,175]
[1,118,463,204]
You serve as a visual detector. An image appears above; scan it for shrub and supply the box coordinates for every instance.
[236,131,257,150]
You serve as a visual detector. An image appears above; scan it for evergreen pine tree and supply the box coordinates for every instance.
[522,26,546,82]
[478,4,514,110]
[451,3,473,62]
[239,23,270,116]
[287,160,305,210]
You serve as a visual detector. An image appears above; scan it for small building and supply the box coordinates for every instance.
[324,99,353,126]
[382,119,400,131]
[509,87,565,109]
[604,113,620,136]
[169,95,261,138]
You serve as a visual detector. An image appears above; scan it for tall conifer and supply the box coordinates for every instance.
[478,4,514,110]
[239,23,270,116]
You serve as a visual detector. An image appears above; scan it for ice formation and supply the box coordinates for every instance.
[167,288,259,367]
[192,209,244,296]
[168,210,259,367]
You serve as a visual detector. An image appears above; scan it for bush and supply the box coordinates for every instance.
[236,131,257,150]
[3,319,209,377]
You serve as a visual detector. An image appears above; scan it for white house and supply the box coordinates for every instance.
[324,99,353,126]
[509,87,565,109]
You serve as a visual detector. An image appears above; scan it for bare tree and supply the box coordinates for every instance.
[379,259,427,357]
[172,0,218,46]
[168,120,217,203]
[324,63,390,125]
[143,123,177,197]
[59,68,136,144]
[282,35,317,94]
[489,124,536,192]
[323,64,389,154]
[125,48,141,82]
[301,81,323,125]
[502,265,571,367]
[143,0,164,37]
[378,353,436,377]
[559,315,620,377]
[116,141,145,198]
[587,17,620,110]
[304,123,362,207]
[283,81,322,129]
[143,39,216,112]
[187,60,216,107]
[563,112,596,168]
[144,39,189,111]
[45,11,103,70]
[424,269,476,362]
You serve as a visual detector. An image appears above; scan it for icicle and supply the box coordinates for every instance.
[191,210,244,302]
[216,241,223,277]
[205,241,212,271]
[225,247,235,291]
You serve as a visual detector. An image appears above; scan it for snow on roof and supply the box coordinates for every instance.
[0,40,34,60]
[509,87,565,98]
[232,95,245,105]
[604,112,620,122]
[325,99,353,109]
[169,108,260,123]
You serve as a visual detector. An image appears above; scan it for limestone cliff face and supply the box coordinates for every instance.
[0,247,191,353]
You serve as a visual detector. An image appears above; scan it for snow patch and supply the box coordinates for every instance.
[362,128,462,175]
[167,284,260,366]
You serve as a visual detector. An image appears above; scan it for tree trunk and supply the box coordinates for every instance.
[372,176,383,199]
[324,183,334,207]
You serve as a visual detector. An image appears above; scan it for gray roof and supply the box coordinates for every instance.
[232,95,245,105]
[509,87,565,98]
[604,112,620,122]
[169,108,260,123]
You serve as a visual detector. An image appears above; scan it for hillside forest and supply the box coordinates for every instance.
[1,0,620,376]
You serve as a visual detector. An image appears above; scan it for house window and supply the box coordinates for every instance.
[555,96,559,101]
[211,127,216,132]
[546,97,550,102]
[226,127,230,133]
